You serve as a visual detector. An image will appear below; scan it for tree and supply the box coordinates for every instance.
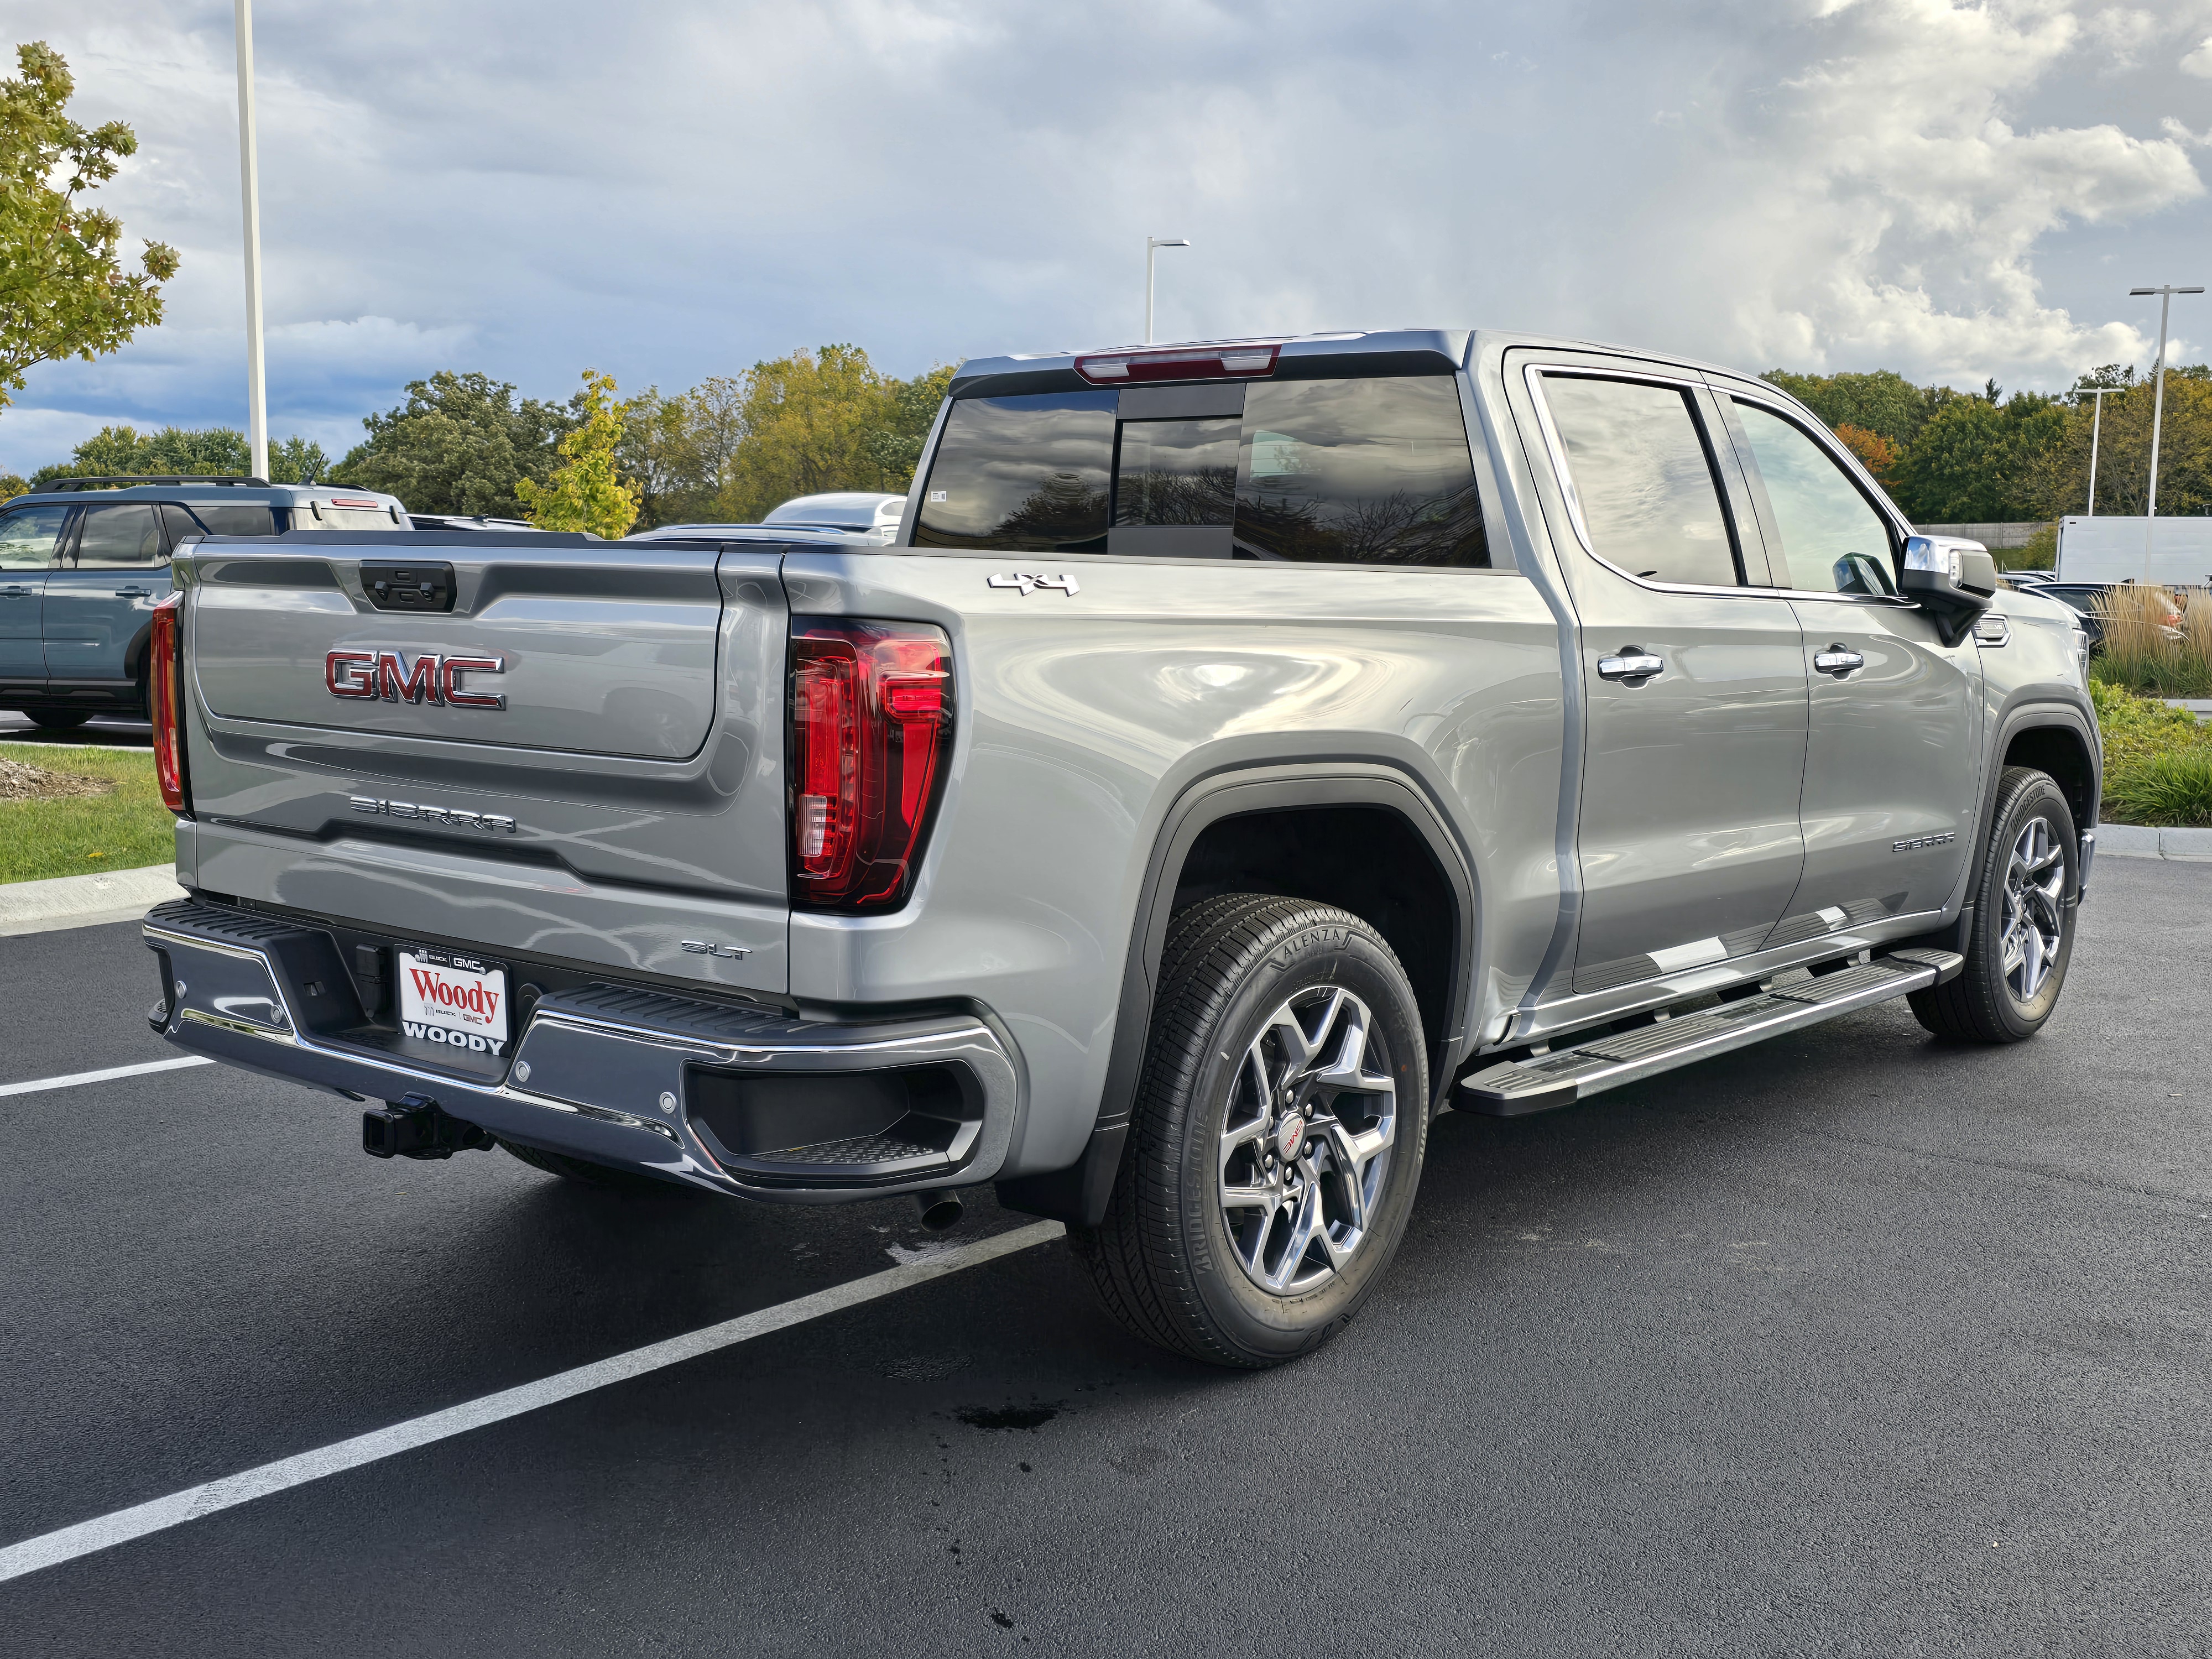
[2021,373,2212,520]
[1760,368,1948,449]
[26,422,328,484]
[517,368,638,538]
[614,350,954,530]
[0,43,178,411]
[1832,423,1898,487]
[1890,394,2068,523]
[331,371,577,517]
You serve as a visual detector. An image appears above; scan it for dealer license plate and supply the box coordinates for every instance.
[397,948,512,1057]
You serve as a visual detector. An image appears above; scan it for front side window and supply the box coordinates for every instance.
[71,503,163,567]
[1733,402,1897,596]
[913,376,1488,567]
[0,504,69,569]
[1541,375,1740,588]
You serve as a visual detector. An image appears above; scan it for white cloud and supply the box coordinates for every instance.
[0,0,2204,473]
[2183,34,2212,75]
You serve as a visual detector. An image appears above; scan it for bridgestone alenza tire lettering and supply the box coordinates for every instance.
[1069,893,1430,1368]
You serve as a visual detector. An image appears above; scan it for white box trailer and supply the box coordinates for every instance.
[2056,515,2212,585]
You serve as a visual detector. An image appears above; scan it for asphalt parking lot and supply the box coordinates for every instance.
[0,712,153,749]
[2,858,2208,1655]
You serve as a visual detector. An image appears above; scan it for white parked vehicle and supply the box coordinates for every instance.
[2055,515,2212,586]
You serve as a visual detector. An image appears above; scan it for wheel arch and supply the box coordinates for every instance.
[997,762,1479,1228]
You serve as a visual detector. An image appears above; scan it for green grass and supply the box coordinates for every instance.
[0,744,178,884]
[2091,678,2212,827]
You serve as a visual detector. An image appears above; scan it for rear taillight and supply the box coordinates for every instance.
[790,620,953,911]
[150,591,189,813]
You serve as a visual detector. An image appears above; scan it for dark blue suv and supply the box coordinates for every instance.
[0,476,408,728]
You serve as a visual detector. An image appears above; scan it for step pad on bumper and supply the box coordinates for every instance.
[1460,950,1963,1117]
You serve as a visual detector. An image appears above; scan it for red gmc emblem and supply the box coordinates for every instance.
[326,649,507,709]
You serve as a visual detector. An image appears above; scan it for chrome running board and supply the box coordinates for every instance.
[1458,950,1963,1117]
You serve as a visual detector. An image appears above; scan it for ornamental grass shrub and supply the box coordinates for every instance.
[2091,583,2212,699]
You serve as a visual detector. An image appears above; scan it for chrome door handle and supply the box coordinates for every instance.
[1,584,32,597]
[1813,646,1865,675]
[113,587,154,598]
[1596,649,1665,682]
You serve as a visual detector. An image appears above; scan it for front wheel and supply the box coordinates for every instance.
[1070,894,1429,1368]
[1910,765,2078,1042]
[25,708,90,731]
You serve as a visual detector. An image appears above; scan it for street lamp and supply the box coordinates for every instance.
[2128,283,2204,581]
[2085,388,2105,516]
[234,0,268,483]
[1145,237,1188,346]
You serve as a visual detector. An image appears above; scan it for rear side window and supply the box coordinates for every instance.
[159,503,276,540]
[1541,376,1740,588]
[912,376,1489,568]
[72,503,164,567]
[1731,402,1897,596]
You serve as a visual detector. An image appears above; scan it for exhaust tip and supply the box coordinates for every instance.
[915,1188,964,1232]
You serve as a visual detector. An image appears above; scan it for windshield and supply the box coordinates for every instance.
[912,375,1488,567]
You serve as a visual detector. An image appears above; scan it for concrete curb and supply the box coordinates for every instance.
[0,864,186,938]
[2097,825,2212,863]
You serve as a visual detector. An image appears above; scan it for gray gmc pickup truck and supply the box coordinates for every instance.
[140,330,2099,1368]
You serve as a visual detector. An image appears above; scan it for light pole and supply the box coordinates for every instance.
[2128,283,2204,581]
[234,0,268,483]
[1145,237,1188,345]
[2085,388,2105,516]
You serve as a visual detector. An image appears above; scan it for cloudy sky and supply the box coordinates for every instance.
[3,0,2209,474]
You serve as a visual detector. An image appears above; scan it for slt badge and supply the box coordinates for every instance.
[987,571,1081,597]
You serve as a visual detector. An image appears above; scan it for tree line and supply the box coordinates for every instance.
[1762,363,2212,524]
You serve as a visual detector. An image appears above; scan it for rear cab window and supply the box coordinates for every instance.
[912,374,1490,568]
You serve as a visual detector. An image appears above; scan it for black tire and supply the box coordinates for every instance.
[1910,766,2078,1043]
[498,1138,691,1193]
[1069,894,1430,1368]
[25,708,90,731]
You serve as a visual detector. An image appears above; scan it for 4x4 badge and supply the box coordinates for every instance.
[987,571,1081,597]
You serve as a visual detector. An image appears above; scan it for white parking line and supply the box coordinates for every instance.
[0,1217,1065,1584]
[0,1056,212,1099]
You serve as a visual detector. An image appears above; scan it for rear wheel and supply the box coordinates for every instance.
[25,708,89,731]
[1909,766,2078,1043]
[1070,894,1429,1368]
[499,1139,693,1193]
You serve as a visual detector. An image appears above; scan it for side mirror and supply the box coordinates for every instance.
[1900,535,1995,645]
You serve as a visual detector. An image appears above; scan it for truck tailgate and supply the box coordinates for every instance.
[178,536,791,995]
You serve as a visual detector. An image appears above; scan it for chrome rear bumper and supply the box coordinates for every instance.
[142,899,1022,1201]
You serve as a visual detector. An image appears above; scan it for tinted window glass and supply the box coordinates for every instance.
[913,391,1115,551]
[195,504,278,536]
[0,504,68,569]
[1543,377,1738,587]
[1733,402,1896,595]
[307,503,395,531]
[1233,378,1487,566]
[1115,418,1237,526]
[72,503,163,567]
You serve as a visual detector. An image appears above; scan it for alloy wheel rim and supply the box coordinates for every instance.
[1218,986,1397,1295]
[2000,816,2067,1003]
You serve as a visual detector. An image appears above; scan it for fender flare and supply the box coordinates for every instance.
[995,761,1478,1228]
[1923,695,2100,951]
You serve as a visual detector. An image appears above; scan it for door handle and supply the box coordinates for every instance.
[1596,649,1665,682]
[1813,645,1865,676]
[113,587,154,598]
[1,585,31,597]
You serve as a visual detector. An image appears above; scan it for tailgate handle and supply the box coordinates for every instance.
[360,561,456,613]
